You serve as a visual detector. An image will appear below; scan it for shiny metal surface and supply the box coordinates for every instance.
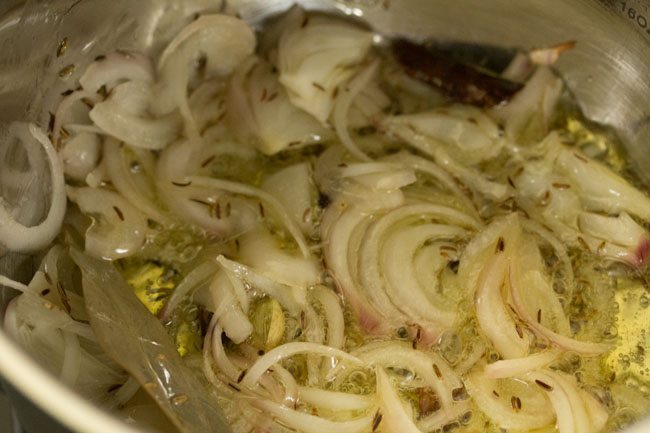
[0,0,648,432]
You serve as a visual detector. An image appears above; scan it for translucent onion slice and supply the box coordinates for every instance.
[210,322,242,384]
[209,271,253,344]
[216,255,306,314]
[312,286,345,349]
[250,398,373,433]
[332,60,379,161]
[103,138,169,224]
[277,16,373,123]
[525,369,608,433]
[60,132,101,182]
[67,187,146,260]
[509,263,610,355]
[239,342,362,390]
[475,252,530,359]
[52,90,99,148]
[90,81,182,150]
[494,66,563,143]
[239,228,320,288]
[0,124,66,252]
[375,367,423,433]
[0,275,28,293]
[348,341,461,409]
[155,14,255,141]
[382,152,478,216]
[79,50,154,93]
[228,57,330,155]
[381,224,466,326]
[484,350,560,379]
[323,202,394,335]
[298,386,373,412]
[261,162,314,235]
[161,261,217,321]
[465,366,555,430]
[556,146,650,220]
[381,105,504,165]
[188,176,310,258]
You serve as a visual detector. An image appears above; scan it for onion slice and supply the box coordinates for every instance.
[239,342,362,390]
[484,350,560,379]
[0,123,66,253]
[509,264,610,355]
[249,398,373,433]
[375,367,422,433]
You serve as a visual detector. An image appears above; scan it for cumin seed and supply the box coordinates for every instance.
[496,237,505,252]
[237,370,247,383]
[312,82,325,91]
[372,411,382,431]
[58,64,75,79]
[573,152,589,163]
[201,155,216,167]
[171,180,192,187]
[113,206,125,221]
[433,363,442,379]
[56,37,68,57]
[535,379,553,391]
[515,324,524,339]
[511,396,522,412]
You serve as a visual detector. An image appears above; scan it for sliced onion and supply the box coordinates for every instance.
[322,202,394,335]
[239,342,362,390]
[475,252,530,359]
[332,60,379,161]
[348,341,459,409]
[261,162,314,235]
[227,57,330,155]
[298,386,373,412]
[66,187,147,260]
[312,286,345,349]
[525,369,607,433]
[90,81,182,150]
[504,67,564,142]
[249,398,373,433]
[155,14,255,141]
[381,224,466,326]
[0,123,66,252]
[382,152,478,216]
[59,332,81,386]
[556,146,650,221]
[375,367,422,433]
[484,350,560,379]
[188,176,310,258]
[52,90,99,148]
[0,274,28,293]
[103,138,169,223]
[209,271,253,344]
[277,16,373,123]
[216,255,307,314]
[79,50,154,93]
[509,263,610,355]
[209,322,242,383]
[465,365,555,430]
[60,132,101,182]
[239,228,320,288]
